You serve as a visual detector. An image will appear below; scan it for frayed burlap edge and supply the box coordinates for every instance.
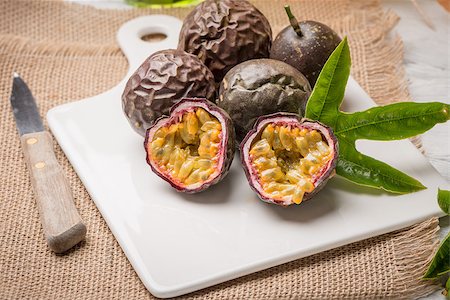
[343,7,424,152]
[391,218,441,299]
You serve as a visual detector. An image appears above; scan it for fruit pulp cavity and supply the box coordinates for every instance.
[149,108,222,186]
[249,123,332,204]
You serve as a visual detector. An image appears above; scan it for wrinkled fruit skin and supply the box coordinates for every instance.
[178,0,272,82]
[145,98,235,193]
[240,113,338,206]
[270,21,341,87]
[122,49,216,136]
[217,59,311,142]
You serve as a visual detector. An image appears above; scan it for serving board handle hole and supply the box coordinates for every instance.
[117,15,183,74]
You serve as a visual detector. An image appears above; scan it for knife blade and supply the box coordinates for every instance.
[10,73,86,253]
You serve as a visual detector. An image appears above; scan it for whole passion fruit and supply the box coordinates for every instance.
[240,113,338,206]
[178,0,272,82]
[122,49,216,136]
[145,98,235,193]
[270,6,341,87]
[217,59,311,142]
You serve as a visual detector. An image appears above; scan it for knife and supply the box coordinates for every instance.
[10,73,86,253]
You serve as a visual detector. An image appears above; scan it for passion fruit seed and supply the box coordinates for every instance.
[148,108,222,187]
[249,124,332,205]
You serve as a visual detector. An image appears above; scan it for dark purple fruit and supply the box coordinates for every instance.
[240,113,338,206]
[217,59,311,142]
[178,0,272,83]
[270,6,341,87]
[122,49,216,136]
[145,98,235,193]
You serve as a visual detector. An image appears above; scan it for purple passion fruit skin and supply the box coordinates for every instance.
[122,49,216,137]
[178,0,272,83]
[240,113,338,206]
[270,20,341,87]
[145,98,235,193]
[218,59,312,143]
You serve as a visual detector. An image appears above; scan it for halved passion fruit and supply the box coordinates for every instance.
[145,98,235,193]
[240,113,338,206]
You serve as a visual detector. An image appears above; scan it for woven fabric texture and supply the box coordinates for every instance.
[0,0,441,299]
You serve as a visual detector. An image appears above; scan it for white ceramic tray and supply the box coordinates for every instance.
[47,15,449,298]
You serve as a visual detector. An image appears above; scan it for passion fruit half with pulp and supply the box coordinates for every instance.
[178,0,272,82]
[240,113,338,206]
[122,49,216,136]
[145,98,235,193]
[218,59,311,142]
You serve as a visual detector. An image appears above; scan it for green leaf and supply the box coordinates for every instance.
[438,189,450,215]
[337,139,426,193]
[423,233,450,279]
[336,102,450,141]
[304,37,450,193]
[446,277,450,296]
[423,191,450,282]
[305,36,350,127]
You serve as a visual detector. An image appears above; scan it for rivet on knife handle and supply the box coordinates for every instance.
[21,131,86,253]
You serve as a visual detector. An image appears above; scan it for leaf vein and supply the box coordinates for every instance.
[336,110,443,135]
[314,49,342,121]
[340,156,423,188]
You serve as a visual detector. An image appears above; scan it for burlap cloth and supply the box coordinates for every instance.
[0,0,442,299]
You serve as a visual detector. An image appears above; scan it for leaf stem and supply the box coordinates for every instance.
[284,5,302,37]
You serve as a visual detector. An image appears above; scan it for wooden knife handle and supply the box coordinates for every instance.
[21,131,86,253]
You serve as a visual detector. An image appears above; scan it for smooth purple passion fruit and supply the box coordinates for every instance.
[240,113,338,206]
[122,49,216,136]
[218,59,311,142]
[270,7,341,87]
[178,0,272,82]
[145,98,235,193]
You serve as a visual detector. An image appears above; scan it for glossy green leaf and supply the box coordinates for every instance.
[305,36,350,127]
[336,102,450,141]
[337,139,425,193]
[445,277,450,296]
[438,189,450,215]
[423,233,450,279]
[304,37,450,193]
